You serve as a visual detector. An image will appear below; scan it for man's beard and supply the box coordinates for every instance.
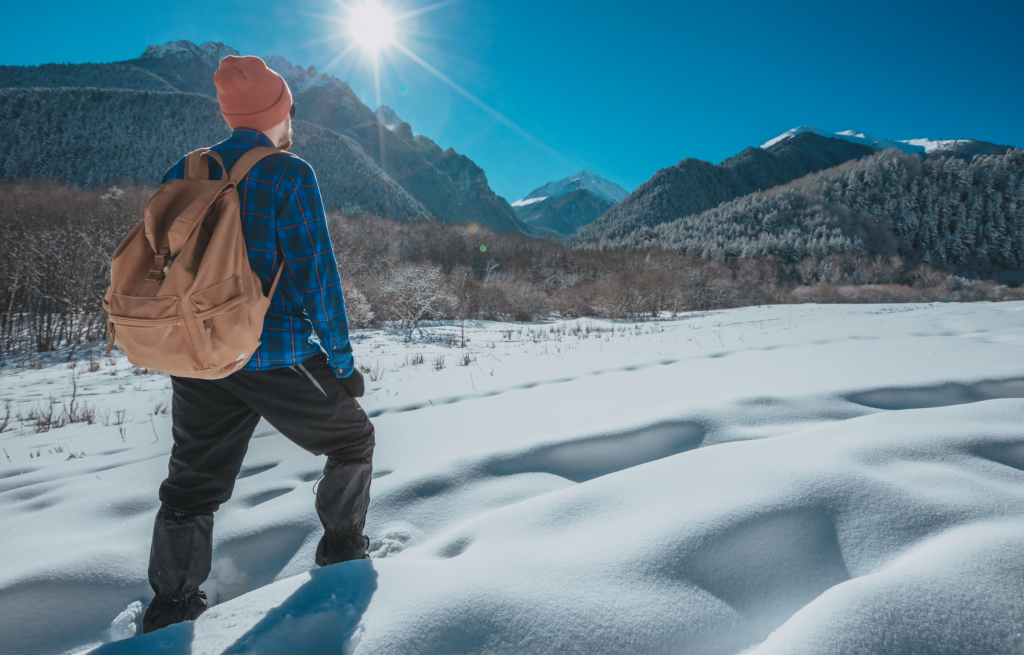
[279,127,293,151]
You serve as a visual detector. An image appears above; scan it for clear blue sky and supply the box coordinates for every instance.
[3,0,1022,201]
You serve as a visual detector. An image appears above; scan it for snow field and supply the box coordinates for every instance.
[1,302,1023,654]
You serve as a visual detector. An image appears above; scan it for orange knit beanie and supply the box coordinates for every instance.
[214,55,293,132]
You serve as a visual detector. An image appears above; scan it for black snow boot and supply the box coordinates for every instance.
[143,589,208,634]
[316,531,371,566]
[143,505,214,633]
[313,455,373,566]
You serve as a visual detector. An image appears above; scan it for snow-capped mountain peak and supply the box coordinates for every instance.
[898,138,976,154]
[138,44,348,95]
[511,196,547,208]
[375,106,406,131]
[515,170,629,206]
[138,41,240,68]
[761,125,979,155]
[262,55,346,94]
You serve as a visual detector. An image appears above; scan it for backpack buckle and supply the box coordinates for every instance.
[145,249,172,283]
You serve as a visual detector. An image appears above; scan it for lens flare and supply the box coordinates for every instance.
[479,245,487,252]
[310,0,569,184]
[350,3,395,52]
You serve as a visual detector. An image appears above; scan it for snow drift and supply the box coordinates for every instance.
[1,302,1023,654]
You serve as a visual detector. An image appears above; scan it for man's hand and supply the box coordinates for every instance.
[339,368,365,398]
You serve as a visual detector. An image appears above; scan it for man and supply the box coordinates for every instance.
[143,55,373,634]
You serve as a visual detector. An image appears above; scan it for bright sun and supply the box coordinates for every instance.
[350,3,395,52]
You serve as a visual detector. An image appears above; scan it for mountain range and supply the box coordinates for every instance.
[599,145,1024,279]
[572,131,879,242]
[1,41,1020,267]
[0,40,525,233]
[762,125,1015,158]
[572,127,1018,244]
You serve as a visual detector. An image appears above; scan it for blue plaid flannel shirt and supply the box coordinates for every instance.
[162,128,354,378]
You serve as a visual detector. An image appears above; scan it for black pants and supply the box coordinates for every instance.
[146,354,375,626]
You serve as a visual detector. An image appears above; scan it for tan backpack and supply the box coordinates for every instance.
[104,146,285,379]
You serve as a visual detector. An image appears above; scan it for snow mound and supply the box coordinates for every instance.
[105,601,143,642]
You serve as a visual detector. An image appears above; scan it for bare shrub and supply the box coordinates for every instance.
[359,360,385,381]
[857,255,907,285]
[591,282,649,320]
[795,258,819,285]
[911,265,957,289]
[679,267,735,311]
[340,282,375,329]
[553,282,601,318]
[790,284,946,304]
[0,180,147,355]
[367,262,456,330]
[18,398,67,433]
[477,281,550,322]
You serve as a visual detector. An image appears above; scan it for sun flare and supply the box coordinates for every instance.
[349,3,395,52]
[317,0,560,164]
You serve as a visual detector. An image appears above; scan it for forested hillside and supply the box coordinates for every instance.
[574,132,878,242]
[0,41,523,232]
[0,62,176,91]
[0,87,430,220]
[600,148,1024,275]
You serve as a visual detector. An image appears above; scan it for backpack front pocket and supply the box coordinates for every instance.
[192,294,259,372]
[105,295,203,375]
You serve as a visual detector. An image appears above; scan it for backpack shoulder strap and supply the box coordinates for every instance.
[268,259,286,301]
[227,147,285,185]
[227,147,288,300]
[184,148,226,181]
[160,146,281,258]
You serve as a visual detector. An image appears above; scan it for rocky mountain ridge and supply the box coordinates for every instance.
[574,132,880,243]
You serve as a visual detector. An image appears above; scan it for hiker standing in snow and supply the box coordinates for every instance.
[136,56,373,633]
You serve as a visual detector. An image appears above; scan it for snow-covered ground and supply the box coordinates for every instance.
[3,302,1024,655]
